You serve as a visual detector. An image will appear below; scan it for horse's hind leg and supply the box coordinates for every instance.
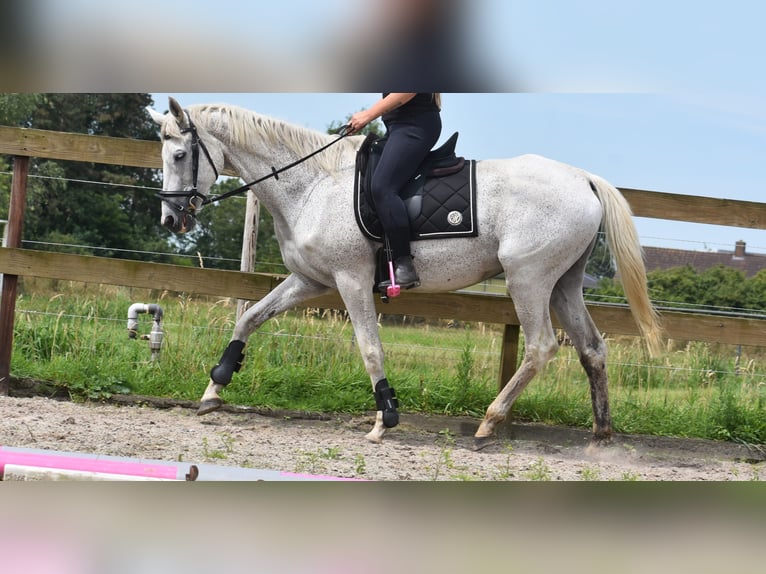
[475,281,560,449]
[198,273,331,415]
[550,268,612,444]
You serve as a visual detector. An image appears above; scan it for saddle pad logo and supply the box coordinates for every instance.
[447,211,463,226]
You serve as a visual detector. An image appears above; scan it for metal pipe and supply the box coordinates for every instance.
[127,303,164,361]
[127,303,163,337]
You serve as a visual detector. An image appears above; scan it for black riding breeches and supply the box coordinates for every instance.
[371,111,442,258]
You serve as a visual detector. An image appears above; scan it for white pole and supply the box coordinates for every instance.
[237,191,259,320]
[0,219,7,293]
[1,219,7,247]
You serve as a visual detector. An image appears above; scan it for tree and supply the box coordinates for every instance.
[587,263,766,314]
[744,270,766,312]
[0,94,43,222]
[585,232,616,279]
[327,114,384,138]
[0,94,41,126]
[2,93,170,260]
[176,179,286,272]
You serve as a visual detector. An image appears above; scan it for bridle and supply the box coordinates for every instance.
[156,110,351,221]
[155,111,220,219]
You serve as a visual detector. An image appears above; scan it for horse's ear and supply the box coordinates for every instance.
[168,97,187,127]
[146,106,166,126]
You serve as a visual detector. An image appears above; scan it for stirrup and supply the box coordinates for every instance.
[381,257,402,298]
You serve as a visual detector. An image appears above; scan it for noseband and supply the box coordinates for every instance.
[156,111,220,219]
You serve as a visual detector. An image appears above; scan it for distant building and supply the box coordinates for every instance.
[643,240,766,277]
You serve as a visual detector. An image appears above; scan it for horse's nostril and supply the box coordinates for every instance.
[163,215,176,228]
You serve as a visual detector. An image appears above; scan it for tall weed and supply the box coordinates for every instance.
[9,282,766,444]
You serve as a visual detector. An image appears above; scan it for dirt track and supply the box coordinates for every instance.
[2,382,765,481]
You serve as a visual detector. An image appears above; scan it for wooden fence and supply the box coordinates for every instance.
[2,126,766,396]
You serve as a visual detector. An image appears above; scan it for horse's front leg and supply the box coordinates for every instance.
[334,274,396,444]
[198,273,331,415]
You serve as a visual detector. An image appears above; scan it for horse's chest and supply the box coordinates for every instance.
[274,182,372,281]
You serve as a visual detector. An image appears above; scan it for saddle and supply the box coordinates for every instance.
[353,132,478,243]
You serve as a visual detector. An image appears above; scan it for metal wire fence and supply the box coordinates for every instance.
[5,170,766,385]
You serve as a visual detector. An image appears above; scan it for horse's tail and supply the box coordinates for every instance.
[589,174,663,356]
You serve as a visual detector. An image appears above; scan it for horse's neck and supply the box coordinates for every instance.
[223,134,329,225]
[204,110,355,222]
[224,113,327,164]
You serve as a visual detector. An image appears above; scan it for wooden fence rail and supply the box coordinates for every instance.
[4,126,766,228]
[2,247,765,346]
[2,126,766,396]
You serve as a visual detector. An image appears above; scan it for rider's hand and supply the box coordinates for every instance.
[348,110,373,134]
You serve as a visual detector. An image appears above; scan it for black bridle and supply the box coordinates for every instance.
[156,110,351,220]
[156,111,220,218]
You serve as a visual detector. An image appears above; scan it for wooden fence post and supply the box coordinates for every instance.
[498,324,520,392]
[237,190,259,320]
[0,156,29,395]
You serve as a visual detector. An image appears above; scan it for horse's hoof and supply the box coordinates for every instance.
[590,434,613,447]
[473,435,497,451]
[197,398,223,416]
[365,431,384,444]
[585,436,613,455]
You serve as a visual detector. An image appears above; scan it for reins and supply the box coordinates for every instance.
[157,112,352,216]
[204,124,352,206]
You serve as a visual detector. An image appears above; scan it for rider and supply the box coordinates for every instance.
[348,93,442,288]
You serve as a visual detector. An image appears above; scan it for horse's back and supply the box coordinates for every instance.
[483,154,598,193]
[476,153,603,232]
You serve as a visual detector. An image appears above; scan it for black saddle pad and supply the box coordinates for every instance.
[354,134,478,242]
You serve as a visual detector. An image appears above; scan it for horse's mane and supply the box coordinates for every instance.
[184,103,361,175]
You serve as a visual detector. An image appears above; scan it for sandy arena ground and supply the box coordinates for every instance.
[2,384,764,481]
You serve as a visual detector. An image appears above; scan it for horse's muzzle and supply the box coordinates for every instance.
[163,212,196,234]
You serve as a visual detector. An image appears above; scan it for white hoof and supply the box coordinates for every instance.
[200,381,224,402]
[365,429,384,444]
[197,381,225,415]
[365,412,387,443]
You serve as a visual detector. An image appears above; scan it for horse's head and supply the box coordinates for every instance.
[147,97,223,234]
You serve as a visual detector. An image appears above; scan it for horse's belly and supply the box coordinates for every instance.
[411,236,503,292]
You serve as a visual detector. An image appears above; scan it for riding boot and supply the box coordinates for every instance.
[394,255,420,289]
[379,230,420,291]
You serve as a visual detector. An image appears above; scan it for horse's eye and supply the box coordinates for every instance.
[163,134,171,140]
[174,150,186,161]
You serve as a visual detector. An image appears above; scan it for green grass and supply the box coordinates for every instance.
[9,279,766,445]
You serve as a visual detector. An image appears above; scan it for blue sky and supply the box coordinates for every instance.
[143,0,765,255]
[151,92,765,254]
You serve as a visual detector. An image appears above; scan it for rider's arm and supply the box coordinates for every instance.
[348,93,417,133]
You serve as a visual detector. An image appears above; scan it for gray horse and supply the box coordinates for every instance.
[148,97,662,449]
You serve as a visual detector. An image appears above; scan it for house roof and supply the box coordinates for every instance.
[643,241,766,277]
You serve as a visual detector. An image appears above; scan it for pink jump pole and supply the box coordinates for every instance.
[0,446,367,481]
[0,446,192,481]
